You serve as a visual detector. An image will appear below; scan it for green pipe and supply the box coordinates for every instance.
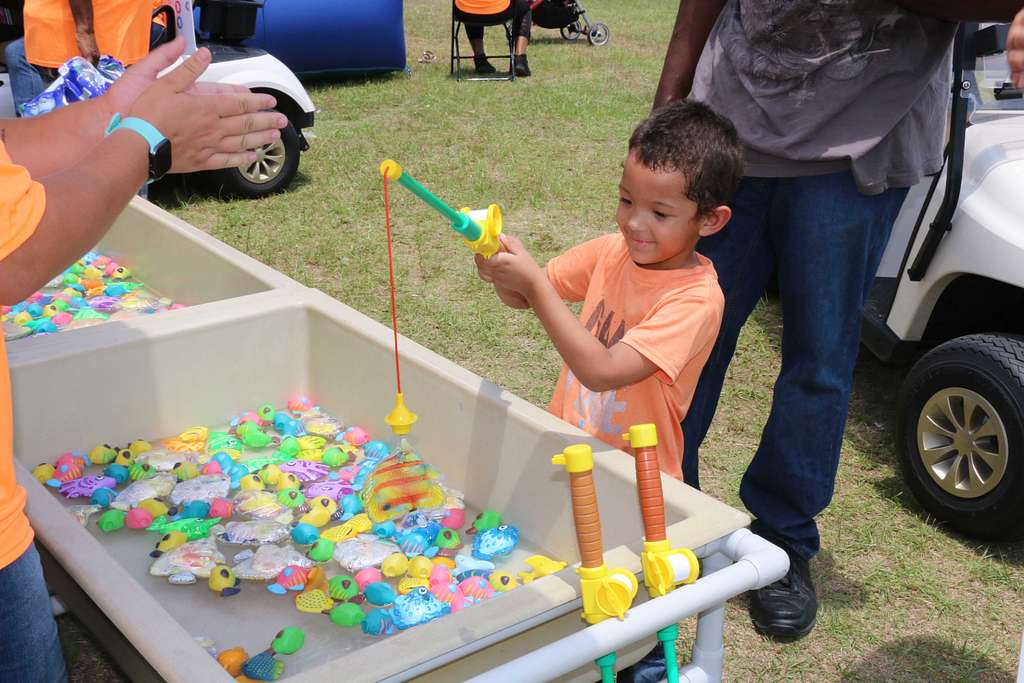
[394,172,483,242]
[658,624,679,683]
[594,652,617,683]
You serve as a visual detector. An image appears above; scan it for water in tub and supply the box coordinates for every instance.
[37,401,555,677]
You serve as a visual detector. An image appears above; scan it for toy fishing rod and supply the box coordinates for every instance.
[623,424,700,683]
[552,444,638,683]
[378,159,505,436]
[379,160,503,259]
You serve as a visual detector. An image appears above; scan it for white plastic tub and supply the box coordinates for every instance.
[6,197,300,353]
[11,288,748,682]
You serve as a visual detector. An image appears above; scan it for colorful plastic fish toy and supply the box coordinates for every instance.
[458,576,495,602]
[279,460,329,483]
[396,529,439,558]
[455,554,496,580]
[361,608,395,636]
[517,555,568,584]
[58,474,116,499]
[351,441,391,492]
[303,480,352,502]
[361,449,444,522]
[267,565,311,595]
[145,515,222,540]
[391,586,451,630]
[163,426,208,453]
[472,524,519,561]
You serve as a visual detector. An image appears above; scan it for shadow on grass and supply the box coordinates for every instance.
[840,635,1016,682]
[813,549,868,609]
[149,170,311,210]
[58,614,127,683]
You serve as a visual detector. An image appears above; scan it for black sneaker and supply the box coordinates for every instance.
[514,54,531,77]
[749,537,818,642]
[474,56,496,74]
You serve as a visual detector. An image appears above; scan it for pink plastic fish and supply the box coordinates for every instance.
[458,576,494,602]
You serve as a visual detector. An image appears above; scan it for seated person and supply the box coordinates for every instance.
[456,0,533,77]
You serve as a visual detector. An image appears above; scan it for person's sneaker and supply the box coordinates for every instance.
[749,538,818,641]
[474,56,496,74]
[514,54,531,77]
[614,644,665,683]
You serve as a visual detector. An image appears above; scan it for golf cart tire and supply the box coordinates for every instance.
[206,116,300,199]
[898,334,1024,540]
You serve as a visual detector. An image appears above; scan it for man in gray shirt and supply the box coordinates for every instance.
[620,3,1019,680]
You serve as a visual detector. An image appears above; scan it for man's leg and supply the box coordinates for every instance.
[679,177,778,488]
[3,38,49,114]
[0,543,68,682]
[744,171,908,639]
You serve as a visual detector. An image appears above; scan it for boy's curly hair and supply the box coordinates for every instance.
[628,100,744,217]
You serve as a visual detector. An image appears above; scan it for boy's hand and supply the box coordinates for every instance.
[474,234,546,300]
[494,283,530,309]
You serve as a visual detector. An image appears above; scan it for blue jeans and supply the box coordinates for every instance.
[682,172,909,560]
[4,38,52,114]
[0,543,67,682]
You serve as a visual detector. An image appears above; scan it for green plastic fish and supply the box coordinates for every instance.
[241,453,292,473]
[145,516,222,540]
[208,432,242,453]
[238,422,274,448]
[72,308,108,321]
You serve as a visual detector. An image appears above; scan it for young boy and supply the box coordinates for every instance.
[476,99,743,478]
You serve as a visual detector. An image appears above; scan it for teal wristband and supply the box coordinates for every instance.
[105,113,172,183]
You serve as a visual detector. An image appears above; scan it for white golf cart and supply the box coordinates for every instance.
[0,0,315,198]
[863,22,1024,540]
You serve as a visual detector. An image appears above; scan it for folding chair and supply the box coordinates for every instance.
[450,1,516,82]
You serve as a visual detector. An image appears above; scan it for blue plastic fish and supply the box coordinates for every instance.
[472,524,519,561]
[454,553,495,581]
[273,412,305,438]
[362,608,395,636]
[396,529,439,558]
[391,586,451,630]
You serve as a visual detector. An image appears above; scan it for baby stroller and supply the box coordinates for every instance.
[529,0,608,46]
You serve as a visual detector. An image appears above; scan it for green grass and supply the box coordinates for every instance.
[63,0,1024,680]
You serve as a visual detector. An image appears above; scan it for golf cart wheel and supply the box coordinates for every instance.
[560,22,582,42]
[898,334,1024,540]
[587,22,609,46]
[207,115,300,199]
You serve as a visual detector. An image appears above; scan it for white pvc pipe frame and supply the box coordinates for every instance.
[468,528,790,683]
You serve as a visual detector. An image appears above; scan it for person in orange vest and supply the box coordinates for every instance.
[0,38,285,681]
[5,0,154,112]
[455,0,532,77]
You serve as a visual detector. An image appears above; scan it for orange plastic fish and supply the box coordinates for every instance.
[361,450,444,523]
[164,426,209,453]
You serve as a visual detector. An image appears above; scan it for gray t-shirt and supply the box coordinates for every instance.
[691,0,958,195]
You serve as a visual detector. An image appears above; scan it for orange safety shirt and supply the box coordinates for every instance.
[0,142,46,570]
[24,0,152,68]
[454,0,510,15]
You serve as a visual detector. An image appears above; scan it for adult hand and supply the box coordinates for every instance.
[474,234,545,300]
[1009,8,1024,88]
[75,29,100,65]
[119,40,286,173]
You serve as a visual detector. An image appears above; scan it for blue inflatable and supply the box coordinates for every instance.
[243,0,406,76]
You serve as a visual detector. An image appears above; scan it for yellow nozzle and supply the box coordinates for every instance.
[641,540,699,598]
[384,392,417,436]
[551,444,594,473]
[379,159,404,181]
[622,424,658,449]
[577,565,638,624]
[459,204,503,258]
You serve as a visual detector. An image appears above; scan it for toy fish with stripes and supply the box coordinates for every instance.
[361,449,444,523]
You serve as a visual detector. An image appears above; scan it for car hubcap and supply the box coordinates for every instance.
[242,139,286,184]
[917,387,1008,498]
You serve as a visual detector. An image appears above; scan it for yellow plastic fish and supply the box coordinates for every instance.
[320,513,371,542]
[297,448,323,463]
[297,435,327,451]
[398,577,430,595]
[518,555,568,584]
[362,451,445,523]
[163,427,209,453]
[295,589,334,614]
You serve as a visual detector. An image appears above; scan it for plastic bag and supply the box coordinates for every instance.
[21,56,125,118]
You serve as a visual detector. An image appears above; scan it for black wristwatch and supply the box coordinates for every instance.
[104,113,172,183]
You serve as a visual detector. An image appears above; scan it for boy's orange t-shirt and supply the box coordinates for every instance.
[24,0,153,68]
[0,142,46,570]
[547,234,723,479]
